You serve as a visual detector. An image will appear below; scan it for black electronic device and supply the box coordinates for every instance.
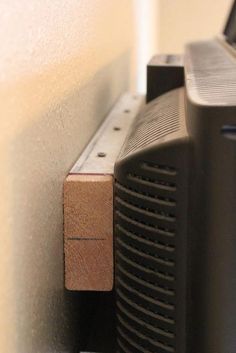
[114,2,236,352]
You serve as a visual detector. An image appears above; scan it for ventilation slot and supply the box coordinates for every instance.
[116,224,175,253]
[128,174,177,192]
[142,162,177,176]
[119,89,181,158]
[116,181,176,207]
[115,197,176,222]
[115,160,178,353]
[117,276,175,311]
[116,210,175,238]
[118,315,175,353]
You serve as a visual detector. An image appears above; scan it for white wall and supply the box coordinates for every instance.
[159,0,233,53]
[0,1,135,352]
[132,0,159,92]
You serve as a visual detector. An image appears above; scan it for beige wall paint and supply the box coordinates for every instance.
[159,0,233,53]
[0,1,134,352]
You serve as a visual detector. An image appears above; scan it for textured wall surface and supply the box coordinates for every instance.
[0,1,134,352]
[159,0,232,53]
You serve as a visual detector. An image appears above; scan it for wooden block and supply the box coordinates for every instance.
[64,174,113,291]
[63,93,144,291]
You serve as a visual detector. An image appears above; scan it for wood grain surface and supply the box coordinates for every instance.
[64,174,113,291]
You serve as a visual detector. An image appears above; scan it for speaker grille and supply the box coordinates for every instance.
[115,162,177,353]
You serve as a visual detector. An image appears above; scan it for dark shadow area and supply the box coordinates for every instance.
[65,290,107,352]
[86,290,116,353]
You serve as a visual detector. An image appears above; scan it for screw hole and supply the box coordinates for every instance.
[113,126,121,131]
[124,109,130,113]
[97,152,106,157]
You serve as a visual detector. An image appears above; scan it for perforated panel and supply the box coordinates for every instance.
[119,90,181,158]
[115,164,177,353]
[115,88,190,353]
[185,39,236,105]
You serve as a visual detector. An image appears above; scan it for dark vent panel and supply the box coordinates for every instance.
[119,89,183,159]
[185,39,236,105]
[114,88,190,353]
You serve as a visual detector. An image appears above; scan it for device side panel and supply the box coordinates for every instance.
[147,54,184,103]
[114,137,191,353]
[186,100,236,353]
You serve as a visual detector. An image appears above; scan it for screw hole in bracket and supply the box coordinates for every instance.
[97,152,106,157]
[113,126,121,131]
[221,124,236,140]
